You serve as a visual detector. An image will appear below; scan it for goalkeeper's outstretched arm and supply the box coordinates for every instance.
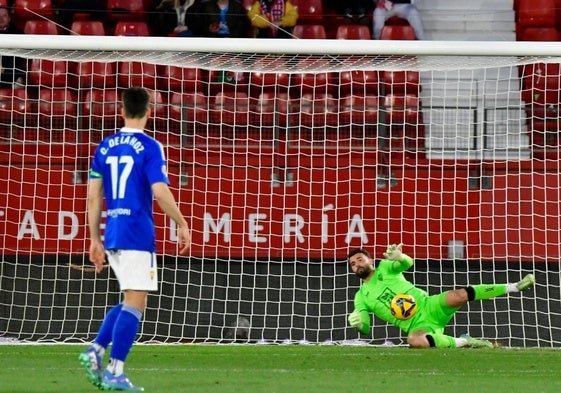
[383,243,413,273]
[348,309,371,335]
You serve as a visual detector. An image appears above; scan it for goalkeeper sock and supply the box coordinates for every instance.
[426,333,457,348]
[110,305,142,365]
[471,284,507,300]
[95,303,123,348]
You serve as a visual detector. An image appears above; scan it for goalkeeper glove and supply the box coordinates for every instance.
[348,310,363,330]
[383,243,404,260]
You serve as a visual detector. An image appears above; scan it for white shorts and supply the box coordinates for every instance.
[106,250,158,291]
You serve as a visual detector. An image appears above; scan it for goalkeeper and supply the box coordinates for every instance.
[347,244,536,348]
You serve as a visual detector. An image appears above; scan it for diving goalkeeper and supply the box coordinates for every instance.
[347,244,536,348]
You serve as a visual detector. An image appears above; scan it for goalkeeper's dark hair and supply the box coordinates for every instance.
[122,87,150,119]
[347,248,371,260]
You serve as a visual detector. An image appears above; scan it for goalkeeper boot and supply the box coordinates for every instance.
[101,370,144,391]
[78,347,103,388]
[516,273,536,291]
[460,334,494,349]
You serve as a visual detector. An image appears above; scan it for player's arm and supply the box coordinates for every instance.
[348,295,371,335]
[87,177,106,273]
[383,243,413,273]
[152,182,191,254]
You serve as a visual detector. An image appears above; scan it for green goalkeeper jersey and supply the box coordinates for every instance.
[353,256,428,334]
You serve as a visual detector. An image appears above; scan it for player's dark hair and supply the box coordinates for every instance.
[347,248,371,260]
[122,87,150,119]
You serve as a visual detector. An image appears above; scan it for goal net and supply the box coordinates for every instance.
[0,36,559,347]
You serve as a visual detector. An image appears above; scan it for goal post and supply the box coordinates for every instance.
[0,35,560,346]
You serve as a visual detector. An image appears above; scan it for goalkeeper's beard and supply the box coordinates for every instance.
[356,264,373,280]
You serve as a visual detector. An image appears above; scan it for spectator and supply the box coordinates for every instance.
[248,0,298,38]
[58,0,105,32]
[150,0,203,37]
[373,0,425,40]
[330,0,373,25]
[196,0,250,38]
[0,6,25,87]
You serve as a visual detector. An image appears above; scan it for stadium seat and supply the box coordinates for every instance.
[82,88,121,135]
[210,91,250,127]
[35,88,78,142]
[118,61,158,89]
[518,27,560,41]
[70,20,106,35]
[335,24,372,40]
[145,89,168,131]
[161,66,203,93]
[380,25,417,40]
[384,93,424,154]
[292,58,335,95]
[113,21,151,36]
[207,69,249,95]
[291,93,338,128]
[0,88,30,129]
[292,24,326,39]
[13,0,54,30]
[339,69,379,95]
[73,61,117,89]
[27,59,69,87]
[339,94,379,127]
[521,63,561,105]
[291,0,323,25]
[168,92,209,134]
[517,0,556,28]
[106,0,146,22]
[249,91,289,128]
[249,58,290,93]
[380,70,421,95]
[23,19,58,34]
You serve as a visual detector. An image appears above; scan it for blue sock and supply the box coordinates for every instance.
[110,305,142,362]
[95,303,123,348]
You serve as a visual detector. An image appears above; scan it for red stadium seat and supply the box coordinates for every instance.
[249,57,290,93]
[27,59,69,87]
[73,61,117,89]
[339,94,379,128]
[35,88,78,142]
[161,66,203,93]
[518,27,560,41]
[106,0,146,22]
[210,91,250,127]
[249,91,289,128]
[384,93,424,154]
[380,25,417,40]
[169,92,209,133]
[339,69,379,95]
[0,88,30,128]
[380,70,421,94]
[291,93,338,128]
[113,21,151,36]
[207,69,249,95]
[37,87,78,127]
[118,61,158,89]
[82,88,122,135]
[292,24,326,39]
[70,20,106,35]
[291,0,323,24]
[23,19,58,34]
[292,58,335,95]
[13,0,54,30]
[520,63,561,104]
[517,0,556,28]
[336,24,372,40]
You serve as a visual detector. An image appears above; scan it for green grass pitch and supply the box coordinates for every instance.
[0,344,559,393]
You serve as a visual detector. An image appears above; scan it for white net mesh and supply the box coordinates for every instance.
[0,36,560,346]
